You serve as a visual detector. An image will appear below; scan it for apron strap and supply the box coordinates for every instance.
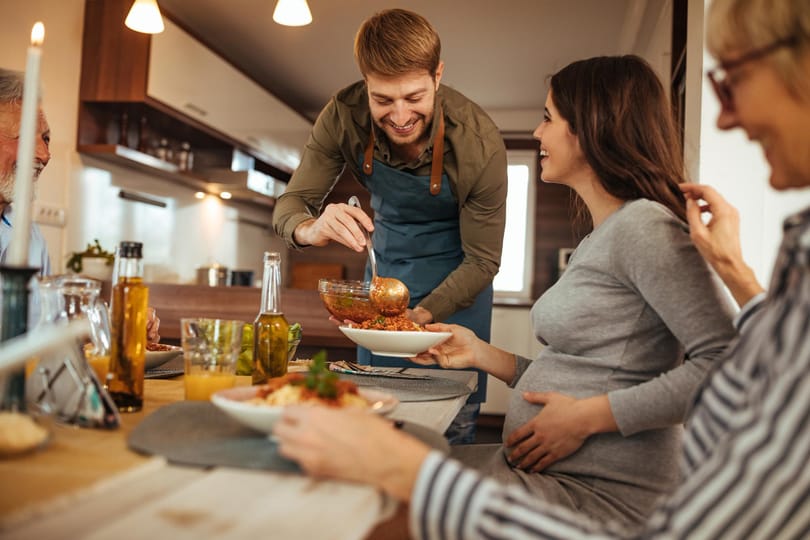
[429,111,445,196]
[362,108,446,197]
[363,127,375,175]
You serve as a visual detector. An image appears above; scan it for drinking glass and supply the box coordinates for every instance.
[181,318,242,400]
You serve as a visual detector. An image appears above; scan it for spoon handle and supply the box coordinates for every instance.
[348,196,377,279]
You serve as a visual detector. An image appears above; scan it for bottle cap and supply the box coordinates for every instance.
[118,241,143,259]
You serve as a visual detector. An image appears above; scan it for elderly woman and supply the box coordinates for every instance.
[275,0,810,537]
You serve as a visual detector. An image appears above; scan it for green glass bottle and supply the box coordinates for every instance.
[253,252,289,384]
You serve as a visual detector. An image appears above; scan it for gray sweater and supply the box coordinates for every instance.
[498,199,737,524]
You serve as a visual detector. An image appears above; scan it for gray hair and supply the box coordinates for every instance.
[707,0,810,98]
[0,68,25,105]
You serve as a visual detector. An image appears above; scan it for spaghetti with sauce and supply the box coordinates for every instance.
[356,315,424,331]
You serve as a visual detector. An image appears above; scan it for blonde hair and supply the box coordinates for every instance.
[707,0,810,97]
[353,9,441,78]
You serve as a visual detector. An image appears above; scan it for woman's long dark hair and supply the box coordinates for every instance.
[550,55,687,223]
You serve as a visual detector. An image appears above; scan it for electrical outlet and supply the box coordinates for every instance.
[32,203,67,227]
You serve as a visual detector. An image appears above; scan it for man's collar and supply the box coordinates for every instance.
[1,203,11,227]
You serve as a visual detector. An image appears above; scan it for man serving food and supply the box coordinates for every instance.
[272,9,507,443]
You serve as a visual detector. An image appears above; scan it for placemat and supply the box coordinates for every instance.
[145,355,184,379]
[337,373,472,402]
[128,401,449,471]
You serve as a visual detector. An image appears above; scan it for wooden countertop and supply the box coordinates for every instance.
[103,282,354,349]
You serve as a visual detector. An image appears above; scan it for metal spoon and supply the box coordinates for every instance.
[347,196,410,316]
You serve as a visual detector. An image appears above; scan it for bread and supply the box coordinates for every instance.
[0,412,48,456]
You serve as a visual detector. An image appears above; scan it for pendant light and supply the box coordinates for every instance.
[273,0,313,27]
[125,0,165,34]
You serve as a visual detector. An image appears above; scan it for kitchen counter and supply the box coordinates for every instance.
[103,282,354,351]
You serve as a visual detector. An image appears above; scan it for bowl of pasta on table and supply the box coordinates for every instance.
[145,343,183,369]
[211,359,398,437]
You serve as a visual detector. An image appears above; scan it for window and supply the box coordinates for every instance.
[493,149,536,300]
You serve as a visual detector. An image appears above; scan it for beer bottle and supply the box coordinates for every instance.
[253,252,289,384]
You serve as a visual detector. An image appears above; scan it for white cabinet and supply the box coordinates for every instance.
[148,19,311,172]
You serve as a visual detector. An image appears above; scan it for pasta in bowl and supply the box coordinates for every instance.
[339,323,452,358]
[211,372,398,438]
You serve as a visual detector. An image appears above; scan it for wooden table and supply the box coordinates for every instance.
[0,369,476,539]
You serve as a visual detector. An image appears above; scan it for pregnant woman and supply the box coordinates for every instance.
[408,55,737,527]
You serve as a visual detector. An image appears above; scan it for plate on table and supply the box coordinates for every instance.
[211,385,398,438]
[145,344,183,370]
[338,326,452,357]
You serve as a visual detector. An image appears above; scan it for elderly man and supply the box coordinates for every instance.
[0,68,160,341]
[0,68,51,273]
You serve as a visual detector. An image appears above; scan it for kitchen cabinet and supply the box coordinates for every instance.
[148,19,310,173]
[76,0,311,208]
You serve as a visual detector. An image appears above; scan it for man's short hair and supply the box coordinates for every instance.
[354,9,441,78]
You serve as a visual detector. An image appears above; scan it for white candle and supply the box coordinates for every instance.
[7,22,44,267]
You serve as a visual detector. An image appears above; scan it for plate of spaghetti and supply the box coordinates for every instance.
[211,366,398,437]
[339,316,451,357]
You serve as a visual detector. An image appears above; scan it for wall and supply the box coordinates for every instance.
[696,0,810,286]
[0,0,284,284]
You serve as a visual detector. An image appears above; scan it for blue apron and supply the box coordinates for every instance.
[355,119,492,403]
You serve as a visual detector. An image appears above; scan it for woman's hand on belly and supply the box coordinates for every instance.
[505,392,617,472]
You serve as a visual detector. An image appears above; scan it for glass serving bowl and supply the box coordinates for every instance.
[318,278,379,323]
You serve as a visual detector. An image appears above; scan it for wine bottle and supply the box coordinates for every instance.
[108,241,148,411]
[253,252,289,384]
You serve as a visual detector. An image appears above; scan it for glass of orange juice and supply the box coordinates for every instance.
[84,344,111,386]
[181,318,243,401]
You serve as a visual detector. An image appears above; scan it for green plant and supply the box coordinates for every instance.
[66,239,115,273]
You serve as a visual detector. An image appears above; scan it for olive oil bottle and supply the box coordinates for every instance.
[108,241,148,411]
[253,252,289,384]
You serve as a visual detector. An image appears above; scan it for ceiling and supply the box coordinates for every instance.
[159,0,671,126]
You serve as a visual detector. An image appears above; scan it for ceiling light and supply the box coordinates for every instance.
[194,191,206,199]
[219,191,232,200]
[125,0,165,34]
[273,0,312,27]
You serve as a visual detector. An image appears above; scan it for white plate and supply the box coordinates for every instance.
[145,345,183,370]
[338,326,452,357]
[211,385,398,437]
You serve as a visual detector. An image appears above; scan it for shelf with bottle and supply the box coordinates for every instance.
[77,101,291,209]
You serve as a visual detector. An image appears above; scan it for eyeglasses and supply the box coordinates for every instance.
[707,35,798,112]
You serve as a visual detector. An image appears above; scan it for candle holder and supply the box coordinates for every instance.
[0,264,39,411]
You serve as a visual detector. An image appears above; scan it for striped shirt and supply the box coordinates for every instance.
[410,207,810,540]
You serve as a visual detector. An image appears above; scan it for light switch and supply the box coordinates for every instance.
[32,203,67,228]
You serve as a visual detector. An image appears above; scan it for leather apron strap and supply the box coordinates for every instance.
[429,112,445,195]
[362,109,445,196]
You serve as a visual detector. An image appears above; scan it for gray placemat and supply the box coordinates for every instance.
[128,401,448,471]
[145,355,184,379]
[337,373,472,402]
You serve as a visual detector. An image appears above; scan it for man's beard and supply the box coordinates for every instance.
[0,165,15,204]
[0,163,39,205]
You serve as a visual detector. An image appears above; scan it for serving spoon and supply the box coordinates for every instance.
[348,196,410,316]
